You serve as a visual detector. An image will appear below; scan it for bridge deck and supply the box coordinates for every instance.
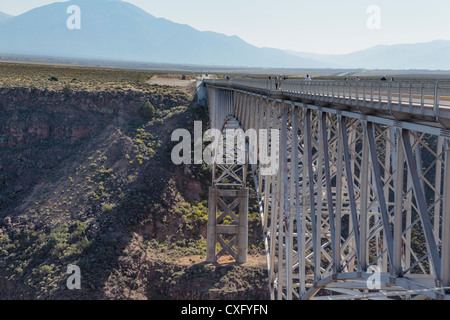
[205,79,450,130]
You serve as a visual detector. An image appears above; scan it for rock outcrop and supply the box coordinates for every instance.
[0,88,147,147]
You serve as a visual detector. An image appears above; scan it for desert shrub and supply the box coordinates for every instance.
[39,264,55,275]
[63,83,72,97]
[102,202,116,212]
[139,101,155,120]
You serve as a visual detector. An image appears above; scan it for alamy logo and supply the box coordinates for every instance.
[171,121,280,176]
[66,5,81,30]
[66,265,81,290]
[366,266,382,290]
[367,5,381,30]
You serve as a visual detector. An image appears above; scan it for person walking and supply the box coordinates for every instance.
[275,75,282,90]
[305,74,312,81]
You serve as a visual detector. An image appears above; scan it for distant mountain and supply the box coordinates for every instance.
[0,11,12,24]
[3,0,447,70]
[287,40,450,70]
[0,0,324,68]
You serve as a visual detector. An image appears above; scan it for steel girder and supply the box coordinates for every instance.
[206,86,450,300]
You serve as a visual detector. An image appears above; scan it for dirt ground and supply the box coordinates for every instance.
[176,254,267,268]
[147,76,197,88]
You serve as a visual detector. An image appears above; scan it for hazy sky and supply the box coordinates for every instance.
[1,0,450,54]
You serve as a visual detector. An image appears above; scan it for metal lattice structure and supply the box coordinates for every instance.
[204,78,450,300]
[206,92,250,264]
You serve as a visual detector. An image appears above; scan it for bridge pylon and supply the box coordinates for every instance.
[206,115,250,264]
[207,187,249,263]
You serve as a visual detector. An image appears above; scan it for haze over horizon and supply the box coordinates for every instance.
[1,0,449,56]
[0,0,450,69]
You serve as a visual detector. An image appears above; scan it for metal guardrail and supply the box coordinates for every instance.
[205,78,450,116]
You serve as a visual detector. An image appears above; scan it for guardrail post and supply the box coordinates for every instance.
[349,82,352,101]
[363,81,366,102]
[388,81,392,109]
[355,81,359,103]
[409,81,413,113]
[378,82,382,105]
[332,81,335,102]
[421,82,425,114]
[371,81,374,104]
[434,81,440,118]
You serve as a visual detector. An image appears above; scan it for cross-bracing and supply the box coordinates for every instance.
[205,78,450,300]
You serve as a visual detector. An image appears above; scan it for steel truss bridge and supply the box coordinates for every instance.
[203,78,450,300]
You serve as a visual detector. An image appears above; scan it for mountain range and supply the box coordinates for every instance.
[287,40,450,70]
[0,0,323,68]
[0,0,449,70]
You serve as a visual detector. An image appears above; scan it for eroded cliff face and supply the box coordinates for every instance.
[0,88,144,147]
[0,86,268,300]
[0,88,150,217]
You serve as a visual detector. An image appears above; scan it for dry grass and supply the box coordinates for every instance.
[0,61,159,92]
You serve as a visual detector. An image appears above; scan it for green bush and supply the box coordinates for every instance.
[63,83,72,97]
[139,101,156,120]
[39,264,55,275]
[102,202,116,212]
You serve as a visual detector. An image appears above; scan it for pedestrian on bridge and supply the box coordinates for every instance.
[275,76,282,90]
[305,74,312,82]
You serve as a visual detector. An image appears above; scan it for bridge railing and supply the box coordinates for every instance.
[205,78,450,114]
[282,80,450,111]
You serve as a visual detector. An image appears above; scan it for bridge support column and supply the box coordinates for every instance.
[206,187,249,264]
[442,140,450,292]
[237,188,249,264]
[207,187,218,263]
